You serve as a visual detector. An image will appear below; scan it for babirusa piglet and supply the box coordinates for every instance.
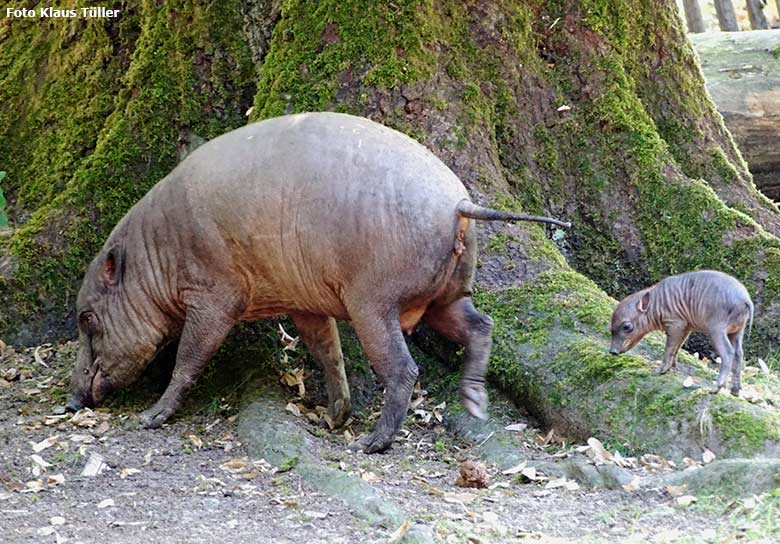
[609,270,753,396]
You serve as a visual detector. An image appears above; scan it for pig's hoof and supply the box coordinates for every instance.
[349,431,393,454]
[710,384,724,395]
[730,387,741,397]
[328,398,352,429]
[655,365,671,375]
[459,383,488,421]
[139,405,174,428]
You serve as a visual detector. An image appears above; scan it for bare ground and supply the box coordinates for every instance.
[0,340,772,543]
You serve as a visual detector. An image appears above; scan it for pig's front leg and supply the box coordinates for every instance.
[658,323,689,374]
[140,307,235,428]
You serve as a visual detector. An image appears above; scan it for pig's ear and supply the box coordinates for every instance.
[637,291,650,313]
[102,247,124,287]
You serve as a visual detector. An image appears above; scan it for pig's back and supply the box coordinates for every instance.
[162,113,471,316]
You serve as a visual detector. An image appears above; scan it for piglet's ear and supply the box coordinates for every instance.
[102,247,124,287]
[637,291,650,313]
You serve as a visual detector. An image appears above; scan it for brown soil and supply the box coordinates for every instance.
[0,340,750,543]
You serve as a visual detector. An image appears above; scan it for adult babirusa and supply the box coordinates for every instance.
[66,113,569,452]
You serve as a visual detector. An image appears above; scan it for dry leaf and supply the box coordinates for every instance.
[33,345,49,368]
[387,520,410,544]
[622,476,641,492]
[443,491,476,504]
[31,454,52,470]
[120,468,141,480]
[665,484,688,497]
[504,423,527,432]
[501,461,527,476]
[38,527,56,536]
[557,105,572,112]
[676,495,697,507]
[682,376,694,388]
[546,477,577,490]
[97,498,115,509]
[586,437,614,464]
[21,480,44,493]
[94,421,110,435]
[757,357,770,374]
[32,436,59,453]
[220,458,249,473]
[50,516,65,526]
[521,466,540,481]
[187,434,203,450]
[304,510,327,519]
[361,471,382,483]
[69,434,96,444]
[702,448,716,464]
[285,402,301,417]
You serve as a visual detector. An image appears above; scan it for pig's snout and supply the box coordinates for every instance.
[609,347,620,355]
[65,395,84,413]
[65,389,94,413]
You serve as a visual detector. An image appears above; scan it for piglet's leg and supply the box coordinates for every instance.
[349,307,418,454]
[423,297,492,420]
[709,329,735,393]
[728,329,745,397]
[291,313,352,428]
[140,307,235,428]
[658,324,688,374]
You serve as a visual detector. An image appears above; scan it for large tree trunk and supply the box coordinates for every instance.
[690,30,780,200]
[2,0,780,458]
[682,0,706,32]
[746,0,770,28]
[715,0,740,30]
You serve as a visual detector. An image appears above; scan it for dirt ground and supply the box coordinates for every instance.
[0,340,769,543]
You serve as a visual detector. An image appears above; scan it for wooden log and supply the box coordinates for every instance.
[690,30,780,199]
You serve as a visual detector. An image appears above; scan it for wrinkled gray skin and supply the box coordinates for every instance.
[610,270,753,396]
[66,112,569,453]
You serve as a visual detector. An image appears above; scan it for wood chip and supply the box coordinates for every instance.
[81,453,107,477]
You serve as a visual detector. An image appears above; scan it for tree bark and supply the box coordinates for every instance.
[714,0,740,30]
[2,0,780,458]
[682,0,707,32]
[747,0,770,28]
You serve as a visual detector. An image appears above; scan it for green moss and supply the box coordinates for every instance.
[712,398,780,455]
[486,232,517,254]
[251,0,437,119]
[0,0,255,335]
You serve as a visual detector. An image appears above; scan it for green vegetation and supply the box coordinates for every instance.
[0,0,255,335]
[0,172,7,228]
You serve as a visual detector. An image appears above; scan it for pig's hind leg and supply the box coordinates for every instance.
[291,313,352,427]
[423,297,492,420]
[709,328,736,393]
[728,328,745,397]
[349,306,419,453]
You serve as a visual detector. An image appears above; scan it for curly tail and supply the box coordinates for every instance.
[456,199,571,229]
